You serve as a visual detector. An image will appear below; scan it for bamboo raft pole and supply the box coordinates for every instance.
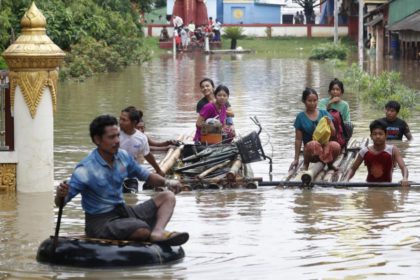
[226,157,242,181]
[258,181,420,188]
[298,162,325,185]
[197,160,231,179]
[159,135,186,175]
[280,137,369,185]
[159,135,186,170]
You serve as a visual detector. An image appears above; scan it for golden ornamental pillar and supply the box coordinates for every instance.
[2,2,65,193]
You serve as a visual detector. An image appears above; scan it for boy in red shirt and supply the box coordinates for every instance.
[346,119,409,186]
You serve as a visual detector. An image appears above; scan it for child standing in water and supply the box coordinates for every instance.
[346,119,409,186]
[381,100,413,141]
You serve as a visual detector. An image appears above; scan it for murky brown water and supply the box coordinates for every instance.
[1,52,420,279]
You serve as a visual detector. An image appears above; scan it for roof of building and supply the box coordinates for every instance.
[388,10,420,31]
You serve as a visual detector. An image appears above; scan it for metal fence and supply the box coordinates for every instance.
[0,71,9,151]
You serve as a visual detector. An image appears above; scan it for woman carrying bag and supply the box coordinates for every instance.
[290,88,341,171]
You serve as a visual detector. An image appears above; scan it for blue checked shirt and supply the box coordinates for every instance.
[66,148,150,214]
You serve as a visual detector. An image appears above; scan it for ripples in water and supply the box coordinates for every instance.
[2,53,420,278]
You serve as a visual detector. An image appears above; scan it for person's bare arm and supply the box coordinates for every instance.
[145,173,182,194]
[144,153,165,177]
[148,135,177,147]
[196,115,205,128]
[393,146,409,186]
[328,96,341,105]
[55,181,69,207]
[226,107,234,117]
[327,117,336,136]
[290,129,303,170]
[346,154,363,181]
[405,131,413,141]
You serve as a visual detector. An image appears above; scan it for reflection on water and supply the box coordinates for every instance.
[1,52,420,278]
[365,56,420,89]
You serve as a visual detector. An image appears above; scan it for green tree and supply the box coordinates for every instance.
[154,0,166,8]
[295,0,327,24]
[0,0,150,79]
[130,0,155,13]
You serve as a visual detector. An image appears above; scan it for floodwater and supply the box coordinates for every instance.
[1,52,420,279]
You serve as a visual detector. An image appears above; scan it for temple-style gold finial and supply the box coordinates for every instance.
[20,2,47,30]
[1,2,65,118]
[2,1,65,69]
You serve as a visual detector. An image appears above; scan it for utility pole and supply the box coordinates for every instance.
[334,0,339,44]
[358,0,364,69]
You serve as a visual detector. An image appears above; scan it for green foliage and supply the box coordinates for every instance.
[343,64,370,93]
[309,42,348,60]
[154,0,167,8]
[0,57,7,69]
[344,63,417,119]
[131,0,155,13]
[222,26,246,40]
[0,0,150,80]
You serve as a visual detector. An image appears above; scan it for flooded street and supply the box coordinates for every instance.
[1,52,420,279]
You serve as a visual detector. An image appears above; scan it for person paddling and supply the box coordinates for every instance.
[55,115,189,246]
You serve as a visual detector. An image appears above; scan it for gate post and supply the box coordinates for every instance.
[2,3,65,192]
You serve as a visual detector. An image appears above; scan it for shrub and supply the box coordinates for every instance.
[344,63,417,119]
[0,57,7,70]
[0,0,150,80]
[310,42,348,60]
[222,26,245,40]
[343,64,370,93]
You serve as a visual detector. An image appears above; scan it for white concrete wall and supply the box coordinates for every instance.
[0,151,17,163]
[14,86,53,193]
[312,26,348,37]
[272,26,307,36]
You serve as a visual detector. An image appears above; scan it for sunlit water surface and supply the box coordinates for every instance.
[1,52,420,279]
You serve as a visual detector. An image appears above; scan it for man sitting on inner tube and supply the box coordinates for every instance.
[55,115,189,246]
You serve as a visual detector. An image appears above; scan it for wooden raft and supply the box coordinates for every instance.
[284,137,369,186]
[159,136,258,190]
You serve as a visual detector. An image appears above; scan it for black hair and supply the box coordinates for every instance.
[89,115,118,142]
[369,119,388,134]
[214,84,230,96]
[199,77,215,88]
[301,87,318,102]
[121,106,143,124]
[329,78,344,94]
[385,100,401,113]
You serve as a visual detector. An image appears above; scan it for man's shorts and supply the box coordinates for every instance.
[85,199,157,240]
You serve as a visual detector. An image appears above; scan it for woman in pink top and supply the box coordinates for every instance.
[194,84,231,142]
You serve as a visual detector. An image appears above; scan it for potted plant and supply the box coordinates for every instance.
[223,26,245,50]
